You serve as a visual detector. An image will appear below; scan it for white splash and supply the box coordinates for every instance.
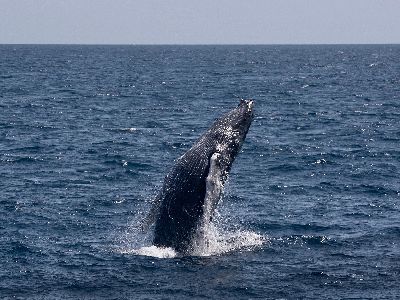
[191,222,266,257]
[116,220,266,258]
[115,186,266,258]
[126,245,177,258]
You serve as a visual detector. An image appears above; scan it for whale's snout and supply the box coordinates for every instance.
[246,99,254,110]
[245,99,254,115]
[239,98,254,114]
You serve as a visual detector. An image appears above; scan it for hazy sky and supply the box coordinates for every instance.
[1,0,399,44]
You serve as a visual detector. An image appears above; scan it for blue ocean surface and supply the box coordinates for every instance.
[1,45,399,299]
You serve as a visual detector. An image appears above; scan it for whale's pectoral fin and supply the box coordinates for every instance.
[203,153,224,222]
[139,192,162,232]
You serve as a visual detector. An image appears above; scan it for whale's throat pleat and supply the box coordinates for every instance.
[203,153,224,223]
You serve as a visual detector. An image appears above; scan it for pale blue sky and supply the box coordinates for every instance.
[1,0,399,44]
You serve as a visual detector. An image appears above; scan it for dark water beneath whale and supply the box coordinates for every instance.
[1,44,399,299]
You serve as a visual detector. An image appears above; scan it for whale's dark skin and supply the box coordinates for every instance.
[146,100,254,253]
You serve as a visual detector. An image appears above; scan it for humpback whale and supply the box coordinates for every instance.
[143,99,254,253]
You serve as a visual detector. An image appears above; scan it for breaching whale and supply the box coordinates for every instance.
[143,99,254,253]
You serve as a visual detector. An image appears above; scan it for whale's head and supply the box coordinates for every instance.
[207,99,254,173]
[226,98,254,137]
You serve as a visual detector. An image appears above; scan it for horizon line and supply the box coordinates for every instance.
[1,42,400,46]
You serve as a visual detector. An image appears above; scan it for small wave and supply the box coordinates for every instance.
[267,163,302,172]
[273,234,332,246]
[110,127,140,133]
[1,155,43,163]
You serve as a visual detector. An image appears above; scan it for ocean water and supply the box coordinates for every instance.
[1,44,399,299]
